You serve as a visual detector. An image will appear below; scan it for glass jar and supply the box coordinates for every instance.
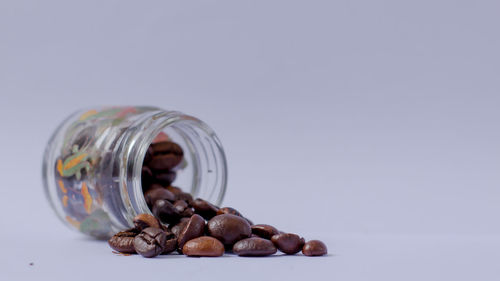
[42,106,227,239]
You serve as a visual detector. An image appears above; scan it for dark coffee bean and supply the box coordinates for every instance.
[173,200,189,213]
[192,198,219,220]
[271,233,305,255]
[149,154,183,171]
[302,240,328,256]
[177,214,206,250]
[181,207,194,217]
[166,185,183,194]
[133,227,167,258]
[171,200,194,217]
[149,183,165,190]
[144,146,154,164]
[233,237,277,256]
[151,141,184,156]
[176,192,193,204]
[141,166,153,189]
[251,224,279,240]
[182,236,224,257]
[207,214,251,246]
[152,199,181,224]
[133,213,161,230]
[154,171,177,186]
[162,231,178,254]
[108,228,140,253]
[144,188,176,207]
[170,218,190,237]
[217,207,242,217]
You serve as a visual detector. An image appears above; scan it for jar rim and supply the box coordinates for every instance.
[121,109,228,224]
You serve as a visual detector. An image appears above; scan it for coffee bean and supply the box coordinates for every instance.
[151,141,184,156]
[271,233,305,255]
[162,231,178,254]
[108,228,139,253]
[173,200,188,212]
[152,199,181,224]
[176,192,193,204]
[177,214,206,250]
[207,214,251,246]
[181,207,194,217]
[166,185,183,194]
[133,227,167,258]
[182,236,224,257]
[164,186,193,203]
[141,166,153,190]
[233,237,277,256]
[143,146,154,164]
[154,171,177,186]
[302,240,327,256]
[149,154,183,171]
[251,224,279,240]
[149,183,165,190]
[133,213,161,230]
[217,207,242,217]
[145,188,176,207]
[192,198,219,220]
[170,218,189,237]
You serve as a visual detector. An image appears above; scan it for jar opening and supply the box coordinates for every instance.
[124,111,227,223]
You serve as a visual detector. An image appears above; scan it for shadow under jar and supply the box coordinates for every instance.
[42,106,227,239]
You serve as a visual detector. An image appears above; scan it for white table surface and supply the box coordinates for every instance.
[3,231,499,281]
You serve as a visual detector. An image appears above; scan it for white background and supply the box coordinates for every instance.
[1,1,499,280]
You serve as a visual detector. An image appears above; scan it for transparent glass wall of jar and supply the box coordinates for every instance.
[42,106,227,239]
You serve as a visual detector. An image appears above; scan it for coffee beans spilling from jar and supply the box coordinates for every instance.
[108,138,328,258]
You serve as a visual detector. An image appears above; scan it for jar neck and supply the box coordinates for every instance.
[118,109,228,225]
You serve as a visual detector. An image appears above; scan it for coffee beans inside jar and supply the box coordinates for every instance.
[108,134,328,258]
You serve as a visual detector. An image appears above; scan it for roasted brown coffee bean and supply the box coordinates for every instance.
[149,154,183,171]
[271,233,305,255]
[143,146,154,164]
[177,214,206,250]
[251,224,279,240]
[141,166,153,189]
[145,188,176,207]
[149,183,165,190]
[154,171,177,186]
[181,207,194,217]
[302,240,328,256]
[182,236,224,257]
[162,231,178,254]
[217,207,242,217]
[192,198,219,220]
[207,214,251,246]
[133,227,167,258]
[173,200,189,212]
[170,217,190,237]
[176,192,193,204]
[233,237,277,256]
[151,141,184,156]
[152,199,181,224]
[166,185,183,194]
[133,213,161,230]
[108,228,139,253]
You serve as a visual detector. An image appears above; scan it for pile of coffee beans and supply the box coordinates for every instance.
[108,138,327,258]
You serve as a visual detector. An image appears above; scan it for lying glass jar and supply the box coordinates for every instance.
[42,106,227,239]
